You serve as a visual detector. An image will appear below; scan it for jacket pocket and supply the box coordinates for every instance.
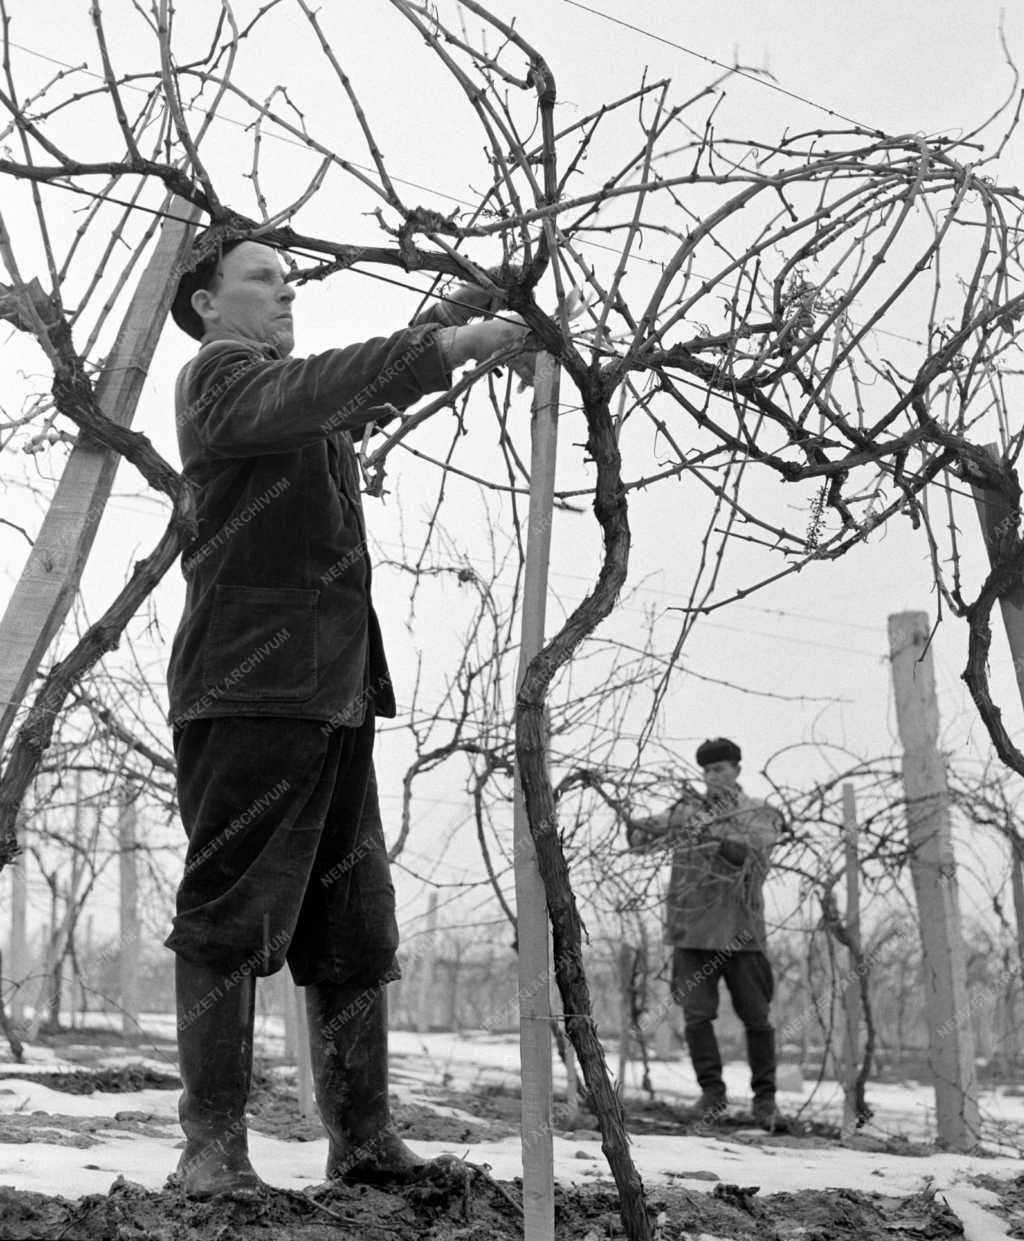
[203,585,318,702]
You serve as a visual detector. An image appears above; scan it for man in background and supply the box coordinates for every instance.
[625,737,784,1128]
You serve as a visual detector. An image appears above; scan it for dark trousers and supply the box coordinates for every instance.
[671,947,775,1100]
[165,714,399,987]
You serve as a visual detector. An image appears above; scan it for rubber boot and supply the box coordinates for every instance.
[305,982,427,1184]
[174,957,265,1198]
[746,1026,780,1129]
[681,1022,728,1121]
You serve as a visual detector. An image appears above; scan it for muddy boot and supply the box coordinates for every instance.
[678,1090,729,1123]
[305,982,427,1184]
[173,957,265,1198]
[747,1027,785,1130]
[751,1094,786,1131]
[746,1026,778,1129]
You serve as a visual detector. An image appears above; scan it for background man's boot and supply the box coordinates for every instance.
[175,958,265,1198]
[682,1022,728,1121]
[305,982,427,1184]
[746,1026,780,1129]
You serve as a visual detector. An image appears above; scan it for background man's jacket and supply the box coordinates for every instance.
[628,790,782,952]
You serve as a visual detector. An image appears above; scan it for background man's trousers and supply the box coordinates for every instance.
[671,946,775,1102]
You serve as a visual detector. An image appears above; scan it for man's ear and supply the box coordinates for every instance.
[191,287,217,327]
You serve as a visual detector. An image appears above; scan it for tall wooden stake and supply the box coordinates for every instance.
[27,775,84,1038]
[416,890,439,1034]
[616,943,635,1090]
[0,197,200,750]
[513,350,559,1241]
[840,783,860,1138]
[281,981,315,1116]
[281,973,298,1060]
[1004,842,1024,1071]
[293,986,315,1120]
[118,795,139,1037]
[7,829,27,1025]
[888,612,979,1151]
[1012,841,1024,983]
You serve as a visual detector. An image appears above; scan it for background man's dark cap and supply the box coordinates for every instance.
[696,737,741,767]
[171,234,246,341]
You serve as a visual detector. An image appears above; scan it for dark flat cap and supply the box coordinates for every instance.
[695,737,742,767]
[170,235,245,341]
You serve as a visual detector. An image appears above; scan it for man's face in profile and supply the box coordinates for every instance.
[192,241,296,355]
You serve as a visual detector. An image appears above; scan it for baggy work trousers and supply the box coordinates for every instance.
[165,714,399,988]
[671,946,775,1099]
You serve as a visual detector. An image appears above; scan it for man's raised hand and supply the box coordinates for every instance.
[440,313,535,384]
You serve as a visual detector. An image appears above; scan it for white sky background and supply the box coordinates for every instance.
[3,0,1024,950]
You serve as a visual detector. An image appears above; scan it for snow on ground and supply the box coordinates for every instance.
[1,1024,1022,1241]
[388,1028,1024,1153]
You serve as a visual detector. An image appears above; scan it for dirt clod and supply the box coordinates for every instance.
[0,1064,179,1095]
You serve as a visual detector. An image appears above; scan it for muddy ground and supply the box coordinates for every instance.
[0,1169,977,1241]
[0,1038,1020,1240]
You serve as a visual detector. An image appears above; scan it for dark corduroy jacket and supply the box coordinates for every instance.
[166,326,449,730]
